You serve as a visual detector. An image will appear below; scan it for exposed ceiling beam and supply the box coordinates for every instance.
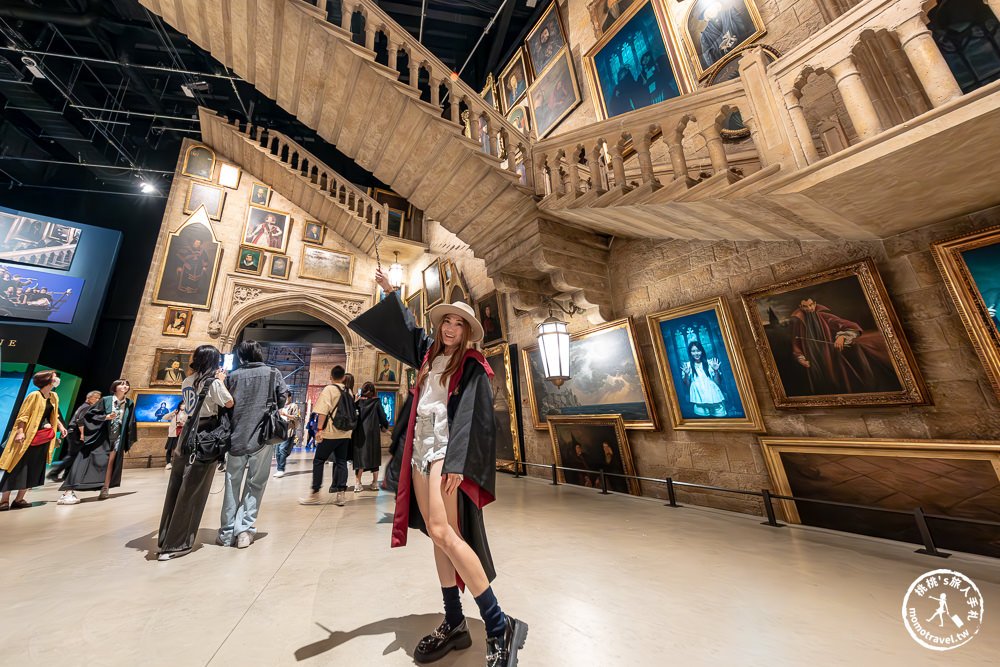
[483,0,518,78]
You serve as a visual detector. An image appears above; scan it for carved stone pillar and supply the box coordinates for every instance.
[586,146,603,192]
[665,133,689,181]
[409,60,420,89]
[364,26,376,51]
[610,142,627,188]
[830,56,883,140]
[429,77,441,107]
[567,152,581,194]
[341,3,352,31]
[784,91,821,163]
[701,124,729,174]
[484,117,496,156]
[449,86,460,123]
[632,132,656,184]
[896,15,963,108]
[469,111,482,144]
[387,41,399,72]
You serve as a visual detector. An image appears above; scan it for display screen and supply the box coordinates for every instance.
[135,393,182,423]
[378,390,396,428]
[223,353,235,371]
[0,262,85,324]
[0,210,82,270]
[0,363,28,437]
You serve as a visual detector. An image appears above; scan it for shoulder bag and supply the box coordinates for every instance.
[179,379,233,464]
[251,368,288,447]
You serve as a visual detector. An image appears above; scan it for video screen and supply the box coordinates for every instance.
[0,262,85,324]
[135,393,183,423]
[0,211,82,270]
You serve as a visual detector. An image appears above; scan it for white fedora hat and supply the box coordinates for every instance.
[427,300,485,343]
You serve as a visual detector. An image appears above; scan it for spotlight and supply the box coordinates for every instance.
[449,72,459,82]
[21,56,46,80]
[180,80,210,97]
[140,181,157,194]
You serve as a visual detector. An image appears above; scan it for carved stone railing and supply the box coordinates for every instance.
[221,115,388,231]
[0,244,76,269]
[531,79,750,198]
[335,0,530,174]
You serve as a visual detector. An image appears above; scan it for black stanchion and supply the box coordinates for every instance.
[551,463,559,485]
[665,477,680,507]
[913,507,951,558]
[760,489,784,527]
[599,471,609,495]
[514,463,521,478]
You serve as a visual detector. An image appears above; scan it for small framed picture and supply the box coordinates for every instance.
[269,254,291,280]
[241,204,292,253]
[376,352,401,387]
[249,182,271,206]
[377,390,397,428]
[235,245,264,275]
[443,259,453,284]
[184,181,225,220]
[150,349,193,387]
[405,289,424,328]
[303,221,326,245]
[423,258,445,308]
[162,306,193,337]
[217,162,241,189]
[182,145,215,181]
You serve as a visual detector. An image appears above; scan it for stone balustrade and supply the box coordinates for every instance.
[531,79,749,197]
[221,115,388,231]
[0,244,76,270]
[336,0,529,166]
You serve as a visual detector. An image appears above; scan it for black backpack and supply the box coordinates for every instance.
[330,384,357,431]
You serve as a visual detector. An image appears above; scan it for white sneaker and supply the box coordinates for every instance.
[273,470,285,478]
[299,491,323,505]
[353,483,363,493]
[165,463,172,470]
[236,532,252,549]
[335,491,345,507]
[57,491,80,505]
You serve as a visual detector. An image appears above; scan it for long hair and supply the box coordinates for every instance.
[687,341,709,376]
[360,381,376,398]
[342,373,355,393]
[417,317,472,391]
[190,344,222,388]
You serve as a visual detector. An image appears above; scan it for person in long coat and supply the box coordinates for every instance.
[0,370,67,510]
[351,381,387,492]
[58,379,136,505]
[349,271,527,667]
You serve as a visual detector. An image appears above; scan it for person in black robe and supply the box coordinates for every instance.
[59,380,137,504]
[351,382,388,492]
[349,271,527,667]
[47,390,101,482]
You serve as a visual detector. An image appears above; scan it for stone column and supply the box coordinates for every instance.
[829,56,883,140]
[341,3,352,31]
[665,132,689,181]
[429,77,441,108]
[409,60,420,90]
[896,15,963,108]
[364,26,376,51]
[631,132,656,184]
[469,111,482,144]
[586,145,603,192]
[784,91,821,164]
[701,124,729,174]
[449,89,460,124]
[387,41,399,73]
[567,151,581,194]
[610,142,627,188]
[484,117,496,156]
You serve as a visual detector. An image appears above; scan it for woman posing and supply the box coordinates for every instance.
[0,371,67,510]
[219,341,287,549]
[59,379,137,505]
[681,340,728,418]
[158,345,233,561]
[349,271,527,667]
[351,381,387,492]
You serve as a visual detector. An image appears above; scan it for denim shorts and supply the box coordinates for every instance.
[412,414,447,475]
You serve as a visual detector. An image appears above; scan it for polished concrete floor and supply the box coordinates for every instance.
[1,453,997,666]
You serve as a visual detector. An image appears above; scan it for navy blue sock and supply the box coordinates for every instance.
[442,586,464,627]
[474,587,507,639]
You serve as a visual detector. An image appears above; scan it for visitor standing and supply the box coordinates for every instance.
[351,381,387,492]
[273,402,299,478]
[349,270,527,667]
[163,406,185,470]
[0,370,67,510]
[157,345,233,561]
[219,341,288,548]
[59,379,137,505]
[299,367,354,507]
[47,390,100,482]
[305,412,318,450]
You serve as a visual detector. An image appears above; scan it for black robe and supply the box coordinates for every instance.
[352,396,388,471]
[61,396,137,491]
[350,291,498,584]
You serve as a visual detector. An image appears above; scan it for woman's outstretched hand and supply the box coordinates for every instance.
[375,269,393,294]
[442,473,464,495]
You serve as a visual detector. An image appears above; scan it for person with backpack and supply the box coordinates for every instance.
[218,341,288,549]
[157,345,234,561]
[299,366,355,507]
[351,381,387,492]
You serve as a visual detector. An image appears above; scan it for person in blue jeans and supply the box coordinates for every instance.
[219,341,288,549]
[273,402,299,478]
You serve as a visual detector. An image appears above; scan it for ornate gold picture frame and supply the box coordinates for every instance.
[682,0,766,81]
[150,348,192,387]
[485,342,523,472]
[932,226,1000,402]
[152,206,223,311]
[423,258,445,308]
[405,288,424,328]
[181,144,215,181]
[234,245,264,276]
[499,47,531,113]
[548,415,640,495]
[480,72,497,110]
[526,48,581,139]
[647,296,763,431]
[299,245,354,285]
[740,259,927,408]
[268,254,291,281]
[162,306,193,337]
[183,181,225,220]
[241,204,292,254]
[525,0,568,76]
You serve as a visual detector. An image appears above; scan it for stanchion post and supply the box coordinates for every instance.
[665,477,680,507]
[599,471,609,495]
[913,507,951,558]
[514,462,521,478]
[760,489,784,527]
[551,463,558,485]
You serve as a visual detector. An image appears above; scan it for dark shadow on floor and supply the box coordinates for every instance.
[126,527,243,561]
[77,491,137,504]
[377,511,394,524]
[295,615,486,664]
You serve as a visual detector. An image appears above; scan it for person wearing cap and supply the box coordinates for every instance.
[349,270,527,667]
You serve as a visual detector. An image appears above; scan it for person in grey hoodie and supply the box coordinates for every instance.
[219,340,288,548]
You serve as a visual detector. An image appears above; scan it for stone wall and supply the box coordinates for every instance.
[502,205,1000,514]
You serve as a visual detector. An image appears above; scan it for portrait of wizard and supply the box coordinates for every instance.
[176,238,210,295]
[788,298,897,395]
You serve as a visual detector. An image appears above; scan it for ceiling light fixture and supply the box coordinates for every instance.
[388,251,404,289]
[139,181,157,194]
[21,56,46,80]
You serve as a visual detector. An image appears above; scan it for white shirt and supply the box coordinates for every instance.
[416,354,452,446]
[181,375,233,418]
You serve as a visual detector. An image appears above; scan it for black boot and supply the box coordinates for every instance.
[414,618,472,663]
[485,616,528,667]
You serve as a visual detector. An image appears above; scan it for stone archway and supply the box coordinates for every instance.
[218,292,373,379]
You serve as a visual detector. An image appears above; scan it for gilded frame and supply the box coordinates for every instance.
[181,144,215,181]
[647,296,764,431]
[548,415,641,495]
[299,245,354,285]
[149,348,192,387]
[183,180,225,220]
[499,47,531,113]
[375,351,402,388]
[161,306,193,337]
[240,204,292,254]
[758,435,1000,527]
[477,289,507,347]
[480,72,498,110]
[422,257,445,308]
[525,0,568,76]
[682,0,766,81]
[405,288,425,328]
[740,259,927,408]
[234,245,265,276]
[151,206,223,311]
[932,225,1000,401]
[303,220,326,245]
[249,182,271,206]
[484,342,523,472]
[132,389,183,426]
[526,48,582,139]
[268,254,291,281]
[522,317,660,430]
[216,162,242,189]
[582,0,692,121]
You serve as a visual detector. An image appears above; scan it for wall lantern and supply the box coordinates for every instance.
[535,297,584,386]
[388,251,404,289]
